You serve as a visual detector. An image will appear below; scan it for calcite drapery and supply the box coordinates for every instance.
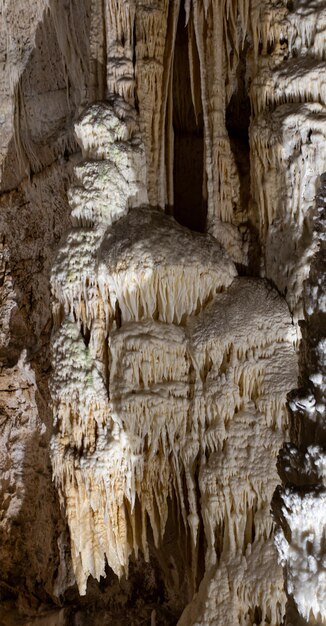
[50,99,297,625]
[0,0,325,623]
[274,174,326,623]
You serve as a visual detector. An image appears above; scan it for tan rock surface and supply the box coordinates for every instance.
[0,2,324,625]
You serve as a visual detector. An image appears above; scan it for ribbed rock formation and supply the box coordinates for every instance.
[274,174,326,624]
[50,100,297,625]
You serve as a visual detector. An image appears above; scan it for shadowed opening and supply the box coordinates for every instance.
[172,5,206,233]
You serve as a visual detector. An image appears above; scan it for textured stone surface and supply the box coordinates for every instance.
[0,1,325,625]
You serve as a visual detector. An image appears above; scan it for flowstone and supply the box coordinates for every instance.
[50,99,297,624]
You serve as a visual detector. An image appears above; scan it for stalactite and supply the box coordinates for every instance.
[191,1,241,227]
[134,0,179,208]
[274,173,326,624]
[50,96,297,626]
[248,0,326,321]
[104,0,135,103]
[89,0,106,101]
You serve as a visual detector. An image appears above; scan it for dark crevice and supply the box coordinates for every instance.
[80,325,90,347]
[225,40,251,218]
[171,4,206,233]
[132,19,139,114]
[226,40,261,274]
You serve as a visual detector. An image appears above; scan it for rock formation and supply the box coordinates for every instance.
[0,1,325,625]
[274,173,326,625]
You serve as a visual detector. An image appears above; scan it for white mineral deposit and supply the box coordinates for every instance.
[0,1,324,625]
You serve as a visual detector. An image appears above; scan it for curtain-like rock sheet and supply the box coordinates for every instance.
[50,98,296,624]
[274,174,326,624]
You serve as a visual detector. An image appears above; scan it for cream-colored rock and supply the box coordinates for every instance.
[0,1,324,624]
[97,206,236,324]
[50,98,297,626]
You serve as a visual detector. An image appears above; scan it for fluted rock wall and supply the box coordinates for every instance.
[0,1,325,625]
[274,174,326,625]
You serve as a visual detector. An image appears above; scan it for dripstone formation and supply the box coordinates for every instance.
[0,1,325,625]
